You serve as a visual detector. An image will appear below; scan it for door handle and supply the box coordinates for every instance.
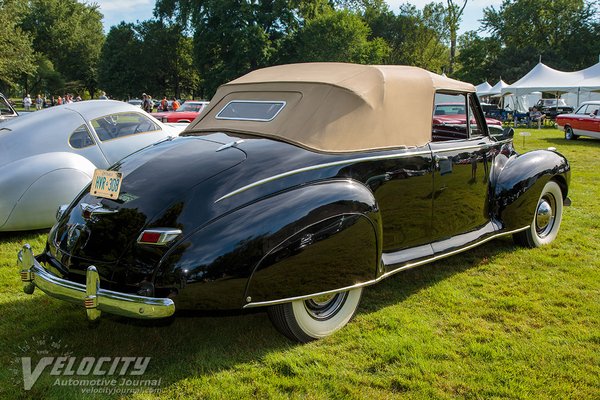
[434,155,448,162]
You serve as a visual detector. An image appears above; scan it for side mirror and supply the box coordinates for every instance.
[489,126,514,141]
[502,127,515,139]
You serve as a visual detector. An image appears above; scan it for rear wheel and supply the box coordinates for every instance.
[513,181,563,247]
[564,126,579,140]
[268,288,363,342]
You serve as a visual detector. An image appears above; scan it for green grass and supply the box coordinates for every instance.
[0,128,598,399]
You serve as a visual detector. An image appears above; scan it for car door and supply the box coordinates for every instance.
[89,111,169,165]
[570,104,589,133]
[429,92,502,247]
[580,104,600,136]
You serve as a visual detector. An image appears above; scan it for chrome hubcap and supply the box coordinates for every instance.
[304,292,348,321]
[535,195,555,237]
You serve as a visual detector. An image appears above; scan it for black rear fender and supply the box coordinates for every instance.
[154,179,381,310]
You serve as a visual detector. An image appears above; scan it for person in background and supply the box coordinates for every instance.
[98,91,108,100]
[35,94,43,110]
[50,96,55,107]
[142,93,153,113]
[529,106,545,128]
[160,96,168,111]
[23,94,32,111]
[57,96,62,105]
[171,97,180,111]
[75,95,82,102]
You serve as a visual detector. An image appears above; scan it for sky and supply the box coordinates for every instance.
[92,0,504,35]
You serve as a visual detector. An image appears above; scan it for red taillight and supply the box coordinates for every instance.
[137,228,182,246]
[140,231,161,244]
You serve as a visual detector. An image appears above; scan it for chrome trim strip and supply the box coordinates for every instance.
[18,244,175,320]
[215,149,432,202]
[243,226,529,308]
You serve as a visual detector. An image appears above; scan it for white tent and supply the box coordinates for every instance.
[487,79,510,96]
[475,81,492,96]
[501,63,582,96]
[580,62,600,92]
[501,62,600,106]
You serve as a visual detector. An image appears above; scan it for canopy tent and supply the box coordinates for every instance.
[579,61,600,92]
[487,79,510,96]
[501,62,600,105]
[475,81,492,96]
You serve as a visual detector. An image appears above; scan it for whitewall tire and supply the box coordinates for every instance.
[514,180,563,247]
[268,288,363,343]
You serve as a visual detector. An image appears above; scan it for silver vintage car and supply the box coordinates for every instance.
[0,93,18,123]
[0,100,184,231]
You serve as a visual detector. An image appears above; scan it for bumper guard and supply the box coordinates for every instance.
[18,244,175,321]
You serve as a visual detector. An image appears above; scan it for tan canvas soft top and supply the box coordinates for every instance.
[186,63,475,153]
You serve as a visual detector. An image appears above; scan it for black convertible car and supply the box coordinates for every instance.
[19,63,570,342]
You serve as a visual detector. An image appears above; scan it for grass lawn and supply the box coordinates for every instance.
[0,128,598,399]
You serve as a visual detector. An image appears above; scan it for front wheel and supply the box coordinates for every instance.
[513,181,563,247]
[565,126,579,140]
[268,288,363,343]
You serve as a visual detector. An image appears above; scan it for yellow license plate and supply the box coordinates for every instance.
[90,169,123,199]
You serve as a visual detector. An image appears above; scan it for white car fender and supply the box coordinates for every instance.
[0,152,96,231]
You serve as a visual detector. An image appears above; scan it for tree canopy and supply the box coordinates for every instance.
[456,0,600,83]
[2,0,598,99]
[0,0,35,92]
[21,0,104,96]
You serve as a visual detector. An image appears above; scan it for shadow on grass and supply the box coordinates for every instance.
[359,236,517,312]
[0,234,519,397]
[543,136,600,147]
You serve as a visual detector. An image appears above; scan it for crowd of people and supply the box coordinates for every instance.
[20,91,183,113]
[22,93,83,110]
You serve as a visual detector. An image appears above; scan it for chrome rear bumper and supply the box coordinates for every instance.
[18,244,175,321]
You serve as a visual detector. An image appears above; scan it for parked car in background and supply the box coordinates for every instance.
[153,101,209,123]
[556,101,600,140]
[19,64,570,342]
[433,102,502,141]
[0,100,185,231]
[0,92,18,123]
[535,99,574,120]
[127,99,143,108]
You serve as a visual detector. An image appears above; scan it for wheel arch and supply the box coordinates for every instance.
[0,152,96,231]
[491,149,570,231]
[155,179,382,310]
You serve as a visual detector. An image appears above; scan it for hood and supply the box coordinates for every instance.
[48,136,246,287]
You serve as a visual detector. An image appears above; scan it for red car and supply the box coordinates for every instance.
[556,101,600,140]
[153,101,209,123]
[433,102,503,141]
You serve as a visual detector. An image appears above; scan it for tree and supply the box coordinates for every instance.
[98,23,143,99]
[481,0,600,76]
[137,20,199,98]
[155,0,328,96]
[0,0,35,92]
[444,0,468,75]
[454,31,501,83]
[291,8,390,64]
[365,3,449,72]
[21,0,104,97]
